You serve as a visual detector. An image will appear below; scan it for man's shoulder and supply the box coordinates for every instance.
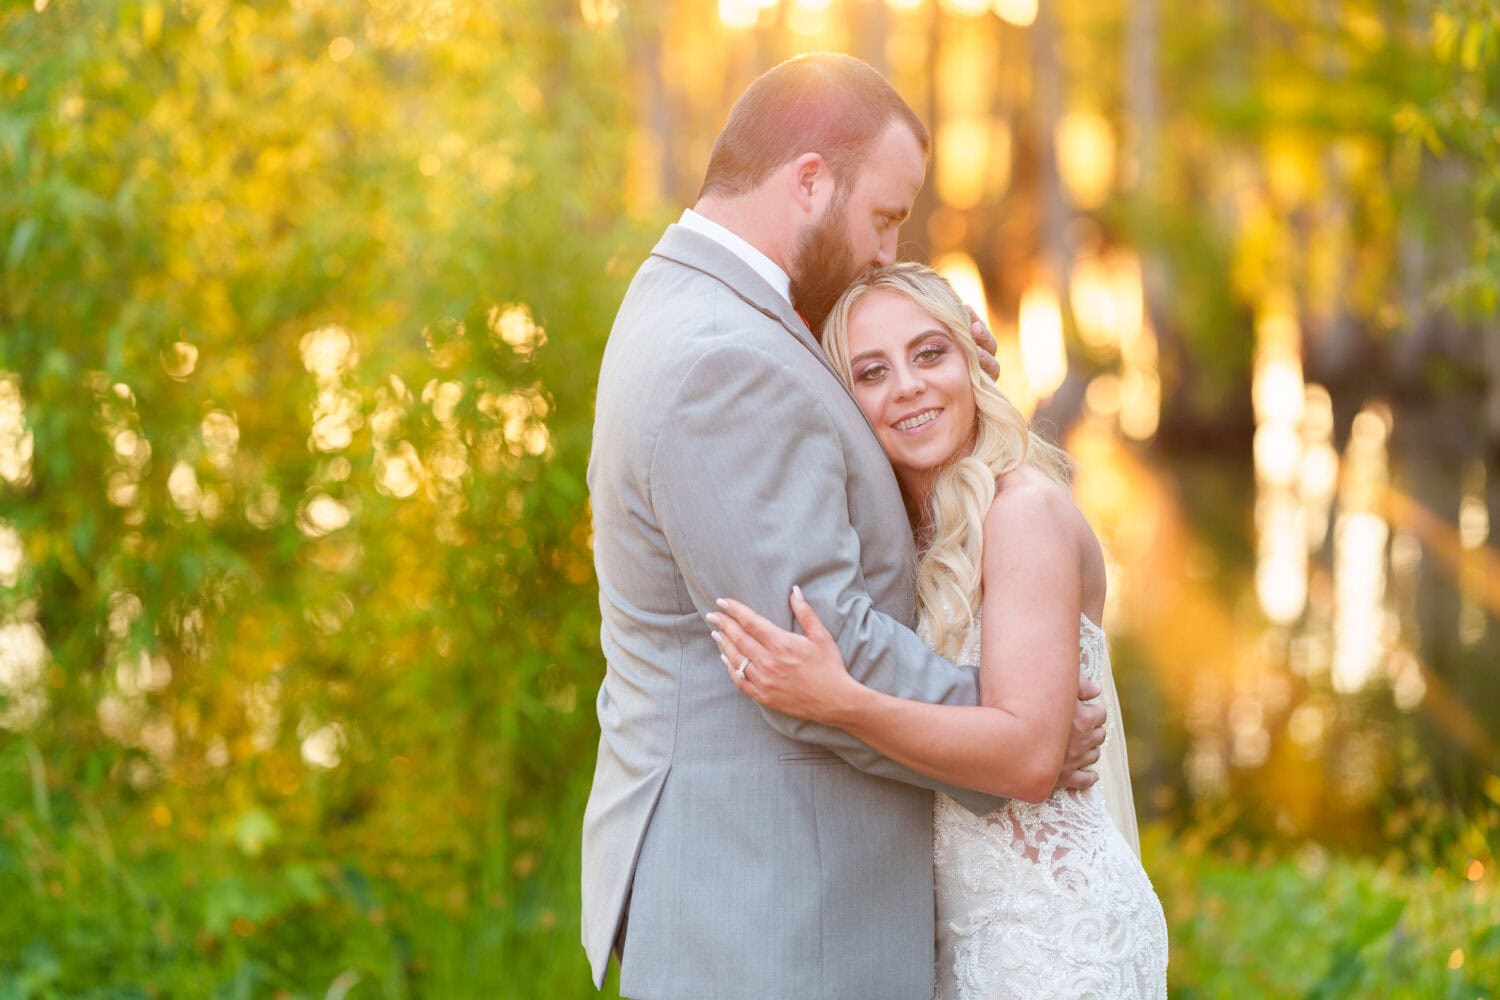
[613,263,808,374]
[623,252,778,329]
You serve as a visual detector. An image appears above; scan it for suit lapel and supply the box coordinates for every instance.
[650,225,849,390]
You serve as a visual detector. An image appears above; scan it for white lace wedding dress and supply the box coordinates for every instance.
[933,614,1168,999]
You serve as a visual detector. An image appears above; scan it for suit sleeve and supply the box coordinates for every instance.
[649,337,1003,814]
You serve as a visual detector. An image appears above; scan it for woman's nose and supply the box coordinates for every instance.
[891,365,924,398]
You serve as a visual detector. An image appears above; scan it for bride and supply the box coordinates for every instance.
[706,263,1168,998]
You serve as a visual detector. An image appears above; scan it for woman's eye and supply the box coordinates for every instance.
[915,344,946,363]
[855,365,886,383]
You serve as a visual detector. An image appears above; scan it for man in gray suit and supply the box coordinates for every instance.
[583,53,1107,999]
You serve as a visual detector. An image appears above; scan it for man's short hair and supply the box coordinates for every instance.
[697,52,930,200]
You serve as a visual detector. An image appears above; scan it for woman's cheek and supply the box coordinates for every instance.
[853,386,884,428]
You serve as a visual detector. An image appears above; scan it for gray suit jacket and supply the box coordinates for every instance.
[582,225,1001,1000]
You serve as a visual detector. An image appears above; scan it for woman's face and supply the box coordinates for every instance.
[844,289,977,494]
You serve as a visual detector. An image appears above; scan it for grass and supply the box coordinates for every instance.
[2,793,1496,999]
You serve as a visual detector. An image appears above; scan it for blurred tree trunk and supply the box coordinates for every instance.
[852,0,888,75]
[1030,0,1067,284]
[1126,0,1173,361]
[630,7,681,206]
[1486,331,1500,451]
[1308,154,1362,381]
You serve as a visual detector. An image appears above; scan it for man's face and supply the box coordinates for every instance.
[790,122,927,331]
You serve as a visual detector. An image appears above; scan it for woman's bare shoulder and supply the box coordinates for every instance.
[989,464,1078,517]
[985,464,1106,606]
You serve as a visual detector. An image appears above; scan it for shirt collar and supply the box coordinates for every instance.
[678,208,792,308]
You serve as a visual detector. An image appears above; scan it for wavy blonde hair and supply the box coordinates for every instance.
[821,263,1072,659]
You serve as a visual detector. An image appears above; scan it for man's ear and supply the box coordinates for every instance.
[789,152,834,216]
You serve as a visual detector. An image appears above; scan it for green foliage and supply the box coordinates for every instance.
[1121,0,1499,403]
[0,0,652,994]
[1414,0,1500,317]
[1148,819,1500,998]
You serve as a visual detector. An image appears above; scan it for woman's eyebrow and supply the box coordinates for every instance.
[849,329,950,366]
[905,328,951,349]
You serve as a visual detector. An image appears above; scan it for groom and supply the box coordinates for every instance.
[584,53,1106,999]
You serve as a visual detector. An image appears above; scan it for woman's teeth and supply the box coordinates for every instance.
[895,410,939,431]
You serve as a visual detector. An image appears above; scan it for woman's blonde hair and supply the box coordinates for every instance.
[821,262,1072,659]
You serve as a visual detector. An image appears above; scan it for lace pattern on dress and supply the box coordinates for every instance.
[932,615,1168,1000]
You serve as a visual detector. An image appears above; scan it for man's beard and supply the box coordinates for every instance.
[789,193,864,334]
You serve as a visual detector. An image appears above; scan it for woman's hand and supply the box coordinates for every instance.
[707,586,858,726]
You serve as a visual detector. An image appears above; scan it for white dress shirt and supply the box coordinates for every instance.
[677,209,792,308]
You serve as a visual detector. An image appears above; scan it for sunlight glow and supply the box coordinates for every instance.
[935,118,993,211]
[201,410,240,468]
[301,721,346,769]
[1331,402,1393,694]
[579,0,621,28]
[161,341,198,380]
[1018,284,1068,400]
[1056,111,1115,211]
[932,251,990,323]
[1069,249,1156,439]
[939,0,991,14]
[305,326,362,456]
[1118,363,1160,442]
[376,441,424,498]
[787,0,832,36]
[0,620,48,729]
[1069,255,1119,352]
[0,522,20,589]
[1256,492,1309,625]
[0,375,34,488]
[1251,295,1320,628]
[1252,353,1305,427]
[718,0,759,29]
[1109,252,1146,347]
[1389,646,1426,710]
[311,389,360,452]
[167,462,202,517]
[992,0,1037,26]
[489,303,547,359]
[116,650,172,696]
[424,380,464,426]
[1229,694,1270,768]
[298,493,352,537]
[1287,702,1325,747]
[1459,461,1488,550]
[1253,422,1301,488]
[0,515,43,728]
[1084,374,1120,421]
[300,325,357,379]
[245,678,280,753]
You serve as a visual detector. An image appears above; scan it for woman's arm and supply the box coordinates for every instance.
[711,481,1092,803]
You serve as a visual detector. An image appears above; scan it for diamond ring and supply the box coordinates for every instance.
[735,657,750,680]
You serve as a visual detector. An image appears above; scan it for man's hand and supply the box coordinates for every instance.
[1056,677,1107,791]
[967,304,1000,380]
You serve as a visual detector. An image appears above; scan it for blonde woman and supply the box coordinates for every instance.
[706,263,1168,999]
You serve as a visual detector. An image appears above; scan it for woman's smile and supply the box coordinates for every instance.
[893,407,944,432]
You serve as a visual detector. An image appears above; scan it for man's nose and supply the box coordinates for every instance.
[875,234,898,267]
